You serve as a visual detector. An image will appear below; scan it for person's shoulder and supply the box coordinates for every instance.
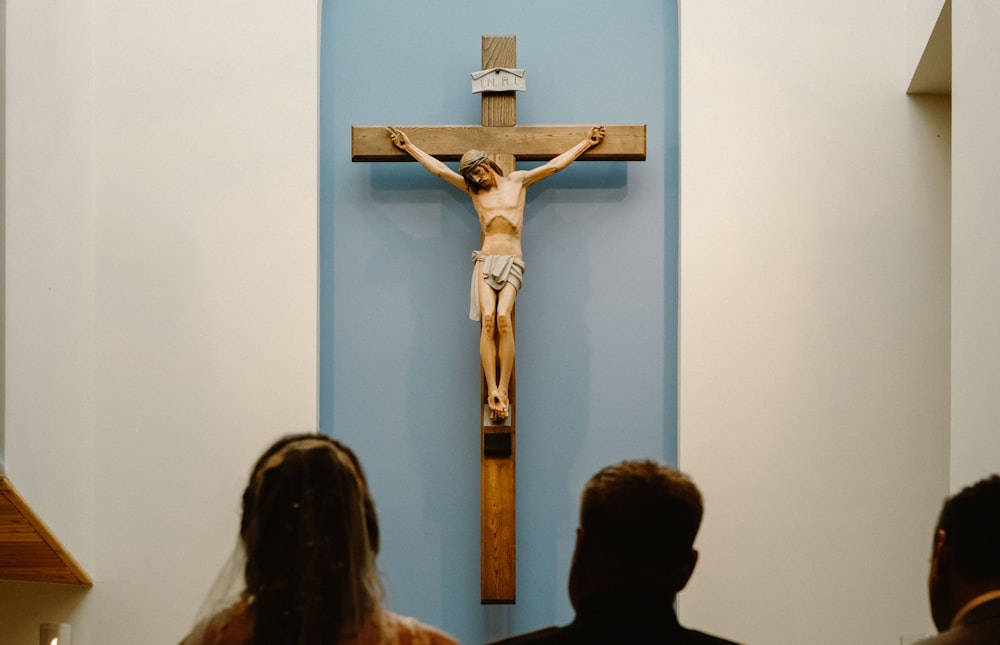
[382,610,460,645]
[682,627,745,645]
[489,624,742,645]
[424,626,461,645]
[505,169,530,182]
[177,599,254,645]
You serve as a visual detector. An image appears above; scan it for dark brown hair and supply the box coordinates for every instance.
[936,473,1000,582]
[579,460,703,575]
[240,433,382,644]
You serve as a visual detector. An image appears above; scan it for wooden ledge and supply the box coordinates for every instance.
[0,476,92,585]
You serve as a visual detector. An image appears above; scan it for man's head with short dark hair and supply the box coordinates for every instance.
[928,474,1000,631]
[935,474,1000,583]
[569,460,704,608]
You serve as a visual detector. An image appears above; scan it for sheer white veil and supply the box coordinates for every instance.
[190,538,249,628]
[181,434,384,645]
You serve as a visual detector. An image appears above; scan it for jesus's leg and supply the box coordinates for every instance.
[492,283,518,421]
[477,278,503,420]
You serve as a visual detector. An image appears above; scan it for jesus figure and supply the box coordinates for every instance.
[386,125,605,421]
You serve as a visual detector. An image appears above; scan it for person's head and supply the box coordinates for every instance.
[927,474,1000,631]
[568,460,703,608]
[240,433,382,643]
[459,150,503,193]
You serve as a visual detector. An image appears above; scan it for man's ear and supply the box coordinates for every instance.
[928,529,957,633]
[674,548,699,593]
[930,529,948,581]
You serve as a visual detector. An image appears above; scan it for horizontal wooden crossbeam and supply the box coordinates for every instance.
[352,124,646,162]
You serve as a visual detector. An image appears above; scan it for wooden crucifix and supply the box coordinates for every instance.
[352,35,645,604]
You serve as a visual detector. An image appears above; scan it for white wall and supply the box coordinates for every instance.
[4,0,97,578]
[0,1,319,644]
[0,0,6,468]
[678,2,951,644]
[5,1,998,644]
[950,1,1000,490]
[2,2,98,640]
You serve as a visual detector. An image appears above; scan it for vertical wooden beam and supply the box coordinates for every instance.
[481,374,515,603]
[481,35,517,128]
[480,34,517,604]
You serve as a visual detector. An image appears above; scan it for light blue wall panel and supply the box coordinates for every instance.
[320,2,677,642]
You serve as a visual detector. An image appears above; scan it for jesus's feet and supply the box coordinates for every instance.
[488,390,509,421]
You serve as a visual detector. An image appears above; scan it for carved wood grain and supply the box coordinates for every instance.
[352,124,646,162]
[0,476,92,585]
[481,35,517,127]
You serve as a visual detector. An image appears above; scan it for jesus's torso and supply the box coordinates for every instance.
[472,174,527,257]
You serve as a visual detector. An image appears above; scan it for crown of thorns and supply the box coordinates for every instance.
[459,150,490,176]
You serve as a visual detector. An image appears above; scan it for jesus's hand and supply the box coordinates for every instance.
[386,126,411,150]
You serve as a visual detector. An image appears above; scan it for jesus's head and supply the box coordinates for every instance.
[459,150,504,193]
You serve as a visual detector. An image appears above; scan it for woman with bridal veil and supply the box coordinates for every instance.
[179,433,460,645]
